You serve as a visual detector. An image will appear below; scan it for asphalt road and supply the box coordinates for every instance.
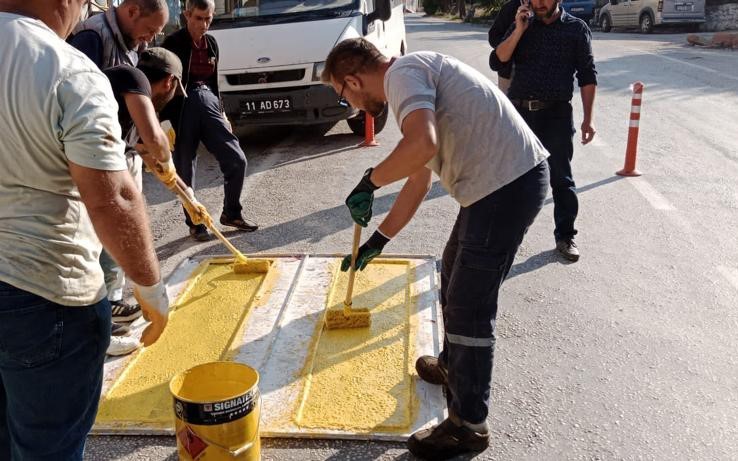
[85,14,738,460]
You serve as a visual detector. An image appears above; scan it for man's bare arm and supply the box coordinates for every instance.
[69,162,159,286]
[123,93,171,162]
[370,109,439,187]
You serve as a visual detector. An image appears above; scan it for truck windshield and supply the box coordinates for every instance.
[212,0,358,24]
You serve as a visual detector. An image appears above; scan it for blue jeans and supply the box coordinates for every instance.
[174,85,247,227]
[0,281,111,461]
[518,102,578,241]
[99,249,124,302]
[439,162,548,424]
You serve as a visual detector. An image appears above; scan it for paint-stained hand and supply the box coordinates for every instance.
[133,281,170,346]
[182,187,209,226]
[341,231,390,272]
[346,168,379,227]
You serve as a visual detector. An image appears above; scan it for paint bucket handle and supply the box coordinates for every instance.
[189,395,262,458]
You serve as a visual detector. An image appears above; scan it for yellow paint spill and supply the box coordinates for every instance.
[295,261,417,432]
[96,262,268,428]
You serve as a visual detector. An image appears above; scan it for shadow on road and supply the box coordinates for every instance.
[195,181,450,255]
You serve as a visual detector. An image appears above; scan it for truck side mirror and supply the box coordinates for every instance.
[367,0,392,22]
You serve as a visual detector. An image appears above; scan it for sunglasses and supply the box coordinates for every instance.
[337,80,349,108]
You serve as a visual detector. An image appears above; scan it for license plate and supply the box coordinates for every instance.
[571,7,584,11]
[676,4,692,11]
[240,97,292,114]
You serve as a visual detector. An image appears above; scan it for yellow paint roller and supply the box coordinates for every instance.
[146,124,270,274]
[325,223,371,329]
[169,179,270,274]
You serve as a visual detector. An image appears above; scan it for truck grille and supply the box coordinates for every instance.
[225,69,306,86]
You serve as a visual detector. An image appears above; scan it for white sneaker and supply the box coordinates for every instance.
[106,335,141,356]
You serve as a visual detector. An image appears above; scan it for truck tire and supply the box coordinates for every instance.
[347,109,388,137]
[639,13,654,33]
[600,14,612,32]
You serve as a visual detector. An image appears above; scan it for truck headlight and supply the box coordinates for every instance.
[313,62,326,82]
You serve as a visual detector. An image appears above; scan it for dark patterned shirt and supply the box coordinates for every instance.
[490,10,597,101]
[190,37,215,84]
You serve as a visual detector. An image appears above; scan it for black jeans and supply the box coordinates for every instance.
[174,85,247,227]
[518,102,578,241]
[439,162,548,424]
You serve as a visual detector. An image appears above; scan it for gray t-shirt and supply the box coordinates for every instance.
[384,52,549,207]
[0,14,127,306]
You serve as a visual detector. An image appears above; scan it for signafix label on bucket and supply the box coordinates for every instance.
[174,390,259,426]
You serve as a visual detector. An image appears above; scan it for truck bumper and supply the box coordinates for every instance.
[221,84,358,127]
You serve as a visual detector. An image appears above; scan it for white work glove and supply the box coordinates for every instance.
[132,280,170,346]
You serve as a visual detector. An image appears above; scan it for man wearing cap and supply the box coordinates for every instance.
[104,47,187,178]
[161,0,258,242]
[70,0,170,354]
[94,48,185,356]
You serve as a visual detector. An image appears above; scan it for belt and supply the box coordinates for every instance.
[189,82,212,91]
[510,99,560,112]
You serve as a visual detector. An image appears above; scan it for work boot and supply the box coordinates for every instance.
[556,238,580,262]
[415,355,448,386]
[111,322,131,337]
[407,417,490,460]
[189,224,212,242]
[106,336,141,357]
[110,300,142,323]
[220,214,258,232]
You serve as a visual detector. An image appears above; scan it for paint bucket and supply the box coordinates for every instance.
[170,362,261,460]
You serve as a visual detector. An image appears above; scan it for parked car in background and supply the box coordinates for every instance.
[598,0,705,33]
[563,0,598,24]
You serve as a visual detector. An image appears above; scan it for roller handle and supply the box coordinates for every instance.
[171,181,247,262]
[344,223,362,306]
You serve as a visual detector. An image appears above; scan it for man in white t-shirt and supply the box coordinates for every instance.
[323,38,549,460]
[0,1,170,459]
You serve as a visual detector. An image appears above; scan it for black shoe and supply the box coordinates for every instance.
[110,300,142,322]
[189,224,212,241]
[220,214,258,232]
[111,322,131,336]
[415,355,448,386]
[407,418,490,460]
[556,238,580,262]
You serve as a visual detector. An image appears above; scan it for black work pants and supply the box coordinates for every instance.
[174,85,247,227]
[518,102,578,241]
[439,162,548,424]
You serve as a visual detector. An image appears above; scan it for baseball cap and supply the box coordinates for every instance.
[137,47,187,97]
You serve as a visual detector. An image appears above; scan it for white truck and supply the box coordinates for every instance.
[206,0,407,135]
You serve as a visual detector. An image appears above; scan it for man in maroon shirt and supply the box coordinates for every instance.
[161,0,257,241]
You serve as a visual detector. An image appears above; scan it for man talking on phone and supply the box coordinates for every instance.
[490,0,597,262]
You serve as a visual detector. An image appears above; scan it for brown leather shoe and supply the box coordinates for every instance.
[556,238,580,262]
[415,355,448,386]
[407,417,489,460]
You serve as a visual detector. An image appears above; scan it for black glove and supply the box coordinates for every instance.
[345,168,379,227]
[341,231,390,272]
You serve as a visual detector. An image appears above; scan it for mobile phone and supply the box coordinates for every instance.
[520,0,534,19]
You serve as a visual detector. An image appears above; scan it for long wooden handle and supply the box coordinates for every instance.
[344,223,362,306]
[171,182,247,261]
